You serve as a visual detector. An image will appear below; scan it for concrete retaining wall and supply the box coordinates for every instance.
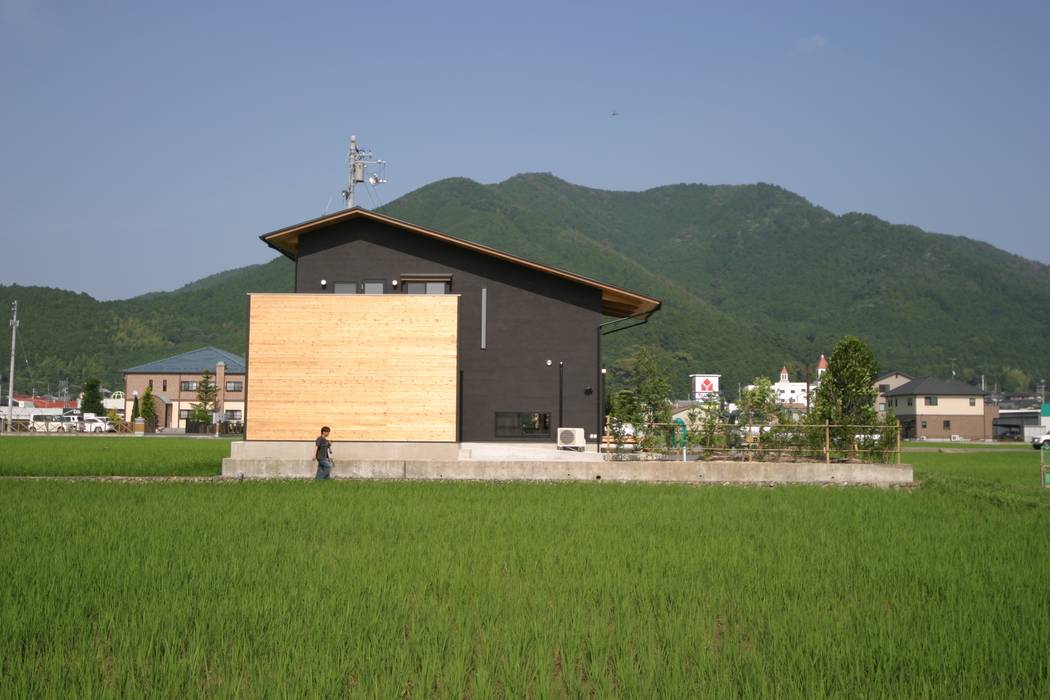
[221,457,913,485]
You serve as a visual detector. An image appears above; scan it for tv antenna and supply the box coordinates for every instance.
[341,134,386,209]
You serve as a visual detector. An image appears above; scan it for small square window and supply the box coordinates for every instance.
[179,409,189,419]
[907,398,913,406]
[921,420,927,429]
[969,398,976,407]
[943,420,951,430]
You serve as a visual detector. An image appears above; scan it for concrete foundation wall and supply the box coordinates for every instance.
[222,456,913,485]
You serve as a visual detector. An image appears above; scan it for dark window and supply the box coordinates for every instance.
[162,380,167,392]
[495,411,551,438]
[943,420,951,430]
[401,277,451,294]
[224,410,243,421]
[969,398,976,407]
[361,280,384,294]
[333,282,358,294]
[226,381,243,392]
[924,396,938,406]
[907,398,913,406]
[921,420,927,429]
[148,379,153,390]
[878,384,890,393]
[179,409,189,419]
[180,381,198,392]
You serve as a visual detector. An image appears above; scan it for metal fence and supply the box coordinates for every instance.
[603,420,902,464]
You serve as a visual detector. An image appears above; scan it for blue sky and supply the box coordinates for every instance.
[1,0,1047,299]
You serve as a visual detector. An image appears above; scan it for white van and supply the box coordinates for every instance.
[29,415,64,432]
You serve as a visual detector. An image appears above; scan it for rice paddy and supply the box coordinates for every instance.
[1,439,1048,696]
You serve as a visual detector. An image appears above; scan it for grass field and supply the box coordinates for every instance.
[1,444,1049,695]
[0,435,231,476]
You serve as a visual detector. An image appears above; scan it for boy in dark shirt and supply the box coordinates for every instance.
[314,426,333,480]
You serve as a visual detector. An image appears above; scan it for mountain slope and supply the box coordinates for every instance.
[2,173,1046,397]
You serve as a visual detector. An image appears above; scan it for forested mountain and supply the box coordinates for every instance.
[2,173,1047,397]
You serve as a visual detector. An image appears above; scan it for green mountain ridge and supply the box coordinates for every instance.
[2,173,1047,397]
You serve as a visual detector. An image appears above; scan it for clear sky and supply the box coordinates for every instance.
[2,0,1047,300]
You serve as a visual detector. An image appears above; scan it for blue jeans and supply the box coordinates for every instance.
[315,459,333,480]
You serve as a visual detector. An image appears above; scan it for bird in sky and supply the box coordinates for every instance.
[610,111,619,117]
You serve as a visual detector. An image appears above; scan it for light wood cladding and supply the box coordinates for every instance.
[246,294,458,442]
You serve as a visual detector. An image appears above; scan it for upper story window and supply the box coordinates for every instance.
[181,381,198,392]
[969,397,976,407]
[878,384,890,393]
[226,381,243,392]
[162,380,167,392]
[907,398,913,406]
[334,280,385,294]
[400,275,451,294]
[924,396,939,406]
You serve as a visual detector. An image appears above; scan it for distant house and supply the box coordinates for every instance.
[885,377,997,440]
[874,371,913,416]
[123,347,246,430]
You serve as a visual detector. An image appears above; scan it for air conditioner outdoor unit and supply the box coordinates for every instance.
[557,427,586,450]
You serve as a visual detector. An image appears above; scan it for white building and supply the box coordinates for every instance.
[750,355,828,410]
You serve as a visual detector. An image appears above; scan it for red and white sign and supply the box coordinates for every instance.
[690,373,721,400]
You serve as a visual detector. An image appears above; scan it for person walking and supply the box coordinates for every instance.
[315,426,333,480]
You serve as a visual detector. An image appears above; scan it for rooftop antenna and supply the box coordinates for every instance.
[341,134,386,209]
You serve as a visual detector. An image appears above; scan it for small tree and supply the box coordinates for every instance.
[189,370,218,423]
[139,385,157,425]
[607,347,673,451]
[131,395,140,421]
[739,376,779,425]
[80,378,104,416]
[812,336,879,427]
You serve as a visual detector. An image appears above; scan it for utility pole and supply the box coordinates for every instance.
[5,301,18,435]
[340,134,386,209]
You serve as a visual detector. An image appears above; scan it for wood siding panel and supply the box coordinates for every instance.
[246,294,458,441]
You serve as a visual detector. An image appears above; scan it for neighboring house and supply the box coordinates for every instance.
[884,377,997,440]
[874,371,913,416]
[249,206,662,444]
[123,347,246,430]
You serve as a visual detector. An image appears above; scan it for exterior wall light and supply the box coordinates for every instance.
[546,360,553,366]
[320,279,327,288]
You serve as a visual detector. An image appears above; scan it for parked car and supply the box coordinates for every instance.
[28,414,63,432]
[82,417,113,433]
[56,415,82,432]
[1032,433,1050,450]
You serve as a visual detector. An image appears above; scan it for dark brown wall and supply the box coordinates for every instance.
[295,218,604,442]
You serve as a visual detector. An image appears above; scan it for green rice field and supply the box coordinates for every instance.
[1,438,1048,696]
[0,435,232,476]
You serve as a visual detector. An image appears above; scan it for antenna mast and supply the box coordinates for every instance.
[341,134,386,209]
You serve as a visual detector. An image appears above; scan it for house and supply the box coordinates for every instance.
[874,370,913,416]
[123,347,246,430]
[247,207,661,444]
[884,377,997,440]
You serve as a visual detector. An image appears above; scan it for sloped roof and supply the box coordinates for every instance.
[875,370,913,382]
[259,207,662,318]
[885,377,984,397]
[124,347,246,375]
